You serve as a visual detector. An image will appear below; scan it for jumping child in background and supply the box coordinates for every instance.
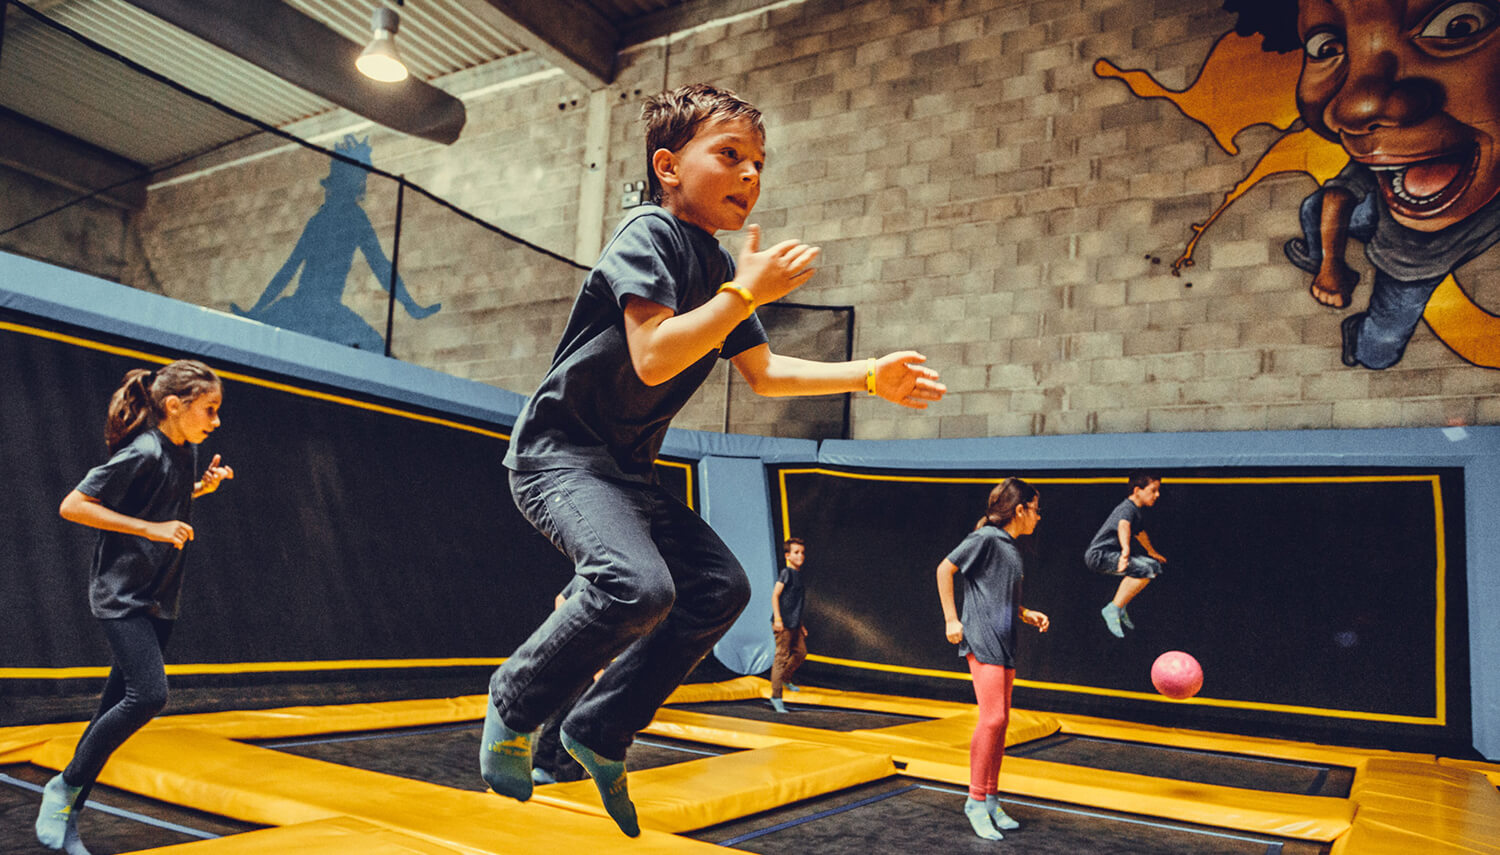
[936,477,1049,841]
[1085,471,1166,638]
[483,83,946,837]
[769,537,808,713]
[36,360,233,855]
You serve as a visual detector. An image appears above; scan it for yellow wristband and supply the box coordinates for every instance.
[865,356,878,395]
[717,282,754,311]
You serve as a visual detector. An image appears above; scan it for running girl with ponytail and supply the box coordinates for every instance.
[36,359,233,855]
[935,477,1049,841]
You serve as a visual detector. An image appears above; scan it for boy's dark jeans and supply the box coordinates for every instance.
[1086,550,1164,579]
[492,467,751,761]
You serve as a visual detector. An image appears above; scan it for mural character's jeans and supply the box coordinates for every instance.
[1350,270,1447,369]
[1296,189,1379,270]
[1297,191,1446,369]
[492,467,751,761]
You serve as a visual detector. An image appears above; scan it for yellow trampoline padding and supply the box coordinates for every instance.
[31,728,721,854]
[900,754,1353,841]
[642,707,1038,770]
[533,741,895,833]
[865,708,1057,749]
[755,685,977,719]
[9,682,1495,852]
[644,706,972,764]
[0,696,488,757]
[0,721,86,763]
[1331,758,1500,855]
[663,676,768,704]
[664,677,975,718]
[133,817,470,855]
[644,706,830,749]
[147,696,488,740]
[1441,756,1500,787]
[1050,710,1431,767]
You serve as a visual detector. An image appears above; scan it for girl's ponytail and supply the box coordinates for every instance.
[103,360,220,451]
[105,369,156,452]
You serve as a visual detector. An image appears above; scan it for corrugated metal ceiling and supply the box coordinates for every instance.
[0,0,696,170]
[2,10,253,167]
[285,0,526,79]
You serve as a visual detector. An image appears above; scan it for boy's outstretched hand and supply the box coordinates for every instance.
[736,225,820,306]
[873,351,946,409]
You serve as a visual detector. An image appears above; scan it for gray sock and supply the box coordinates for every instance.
[964,797,1002,840]
[985,794,1019,830]
[35,774,83,850]
[561,729,639,837]
[479,698,534,801]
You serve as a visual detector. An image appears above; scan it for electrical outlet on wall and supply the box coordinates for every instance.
[621,180,647,208]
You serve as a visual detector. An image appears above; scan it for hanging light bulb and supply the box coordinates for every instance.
[357,5,408,83]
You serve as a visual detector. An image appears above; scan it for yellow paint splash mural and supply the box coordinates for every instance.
[1095,1,1500,370]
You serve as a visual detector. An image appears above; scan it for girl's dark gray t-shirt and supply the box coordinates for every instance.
[75,428,197,620]
[947,526,1024,668]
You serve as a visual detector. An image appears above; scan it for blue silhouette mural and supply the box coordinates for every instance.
[232,135,440,350]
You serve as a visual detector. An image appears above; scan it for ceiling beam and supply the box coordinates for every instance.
[622,0,780,47]
[450,0,618,89]
[120,0,466,144]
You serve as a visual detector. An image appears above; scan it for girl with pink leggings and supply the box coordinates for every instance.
[935,477,1050,841]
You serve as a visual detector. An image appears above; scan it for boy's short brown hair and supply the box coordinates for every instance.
[641,83,765,204]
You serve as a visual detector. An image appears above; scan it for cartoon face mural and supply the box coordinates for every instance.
[1096,0,1500,370]
[230,135,441,351]
[1304,1,1500,223]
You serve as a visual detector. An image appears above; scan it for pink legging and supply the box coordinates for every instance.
[966,653,1014,800]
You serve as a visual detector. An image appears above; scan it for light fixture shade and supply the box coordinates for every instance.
[357,6,408,83]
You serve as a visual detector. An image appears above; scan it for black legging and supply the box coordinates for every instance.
[63,615,174,803]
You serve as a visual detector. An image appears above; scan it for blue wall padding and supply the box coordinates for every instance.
[660,431,817,463]
[700,455,779,674]
[821,428,1493,469]
[1458,433,1500,761]
[0,251,816,463]
[0,252,528,426]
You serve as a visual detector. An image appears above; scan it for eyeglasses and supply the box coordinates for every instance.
[1022,503,1041,515]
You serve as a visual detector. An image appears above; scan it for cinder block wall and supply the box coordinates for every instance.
[109,0,1500,435]
[1,165,141,285]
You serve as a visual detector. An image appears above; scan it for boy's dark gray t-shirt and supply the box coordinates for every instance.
[774,565,805,630]
[75,428,198,620]
[1085,498,1146,559]
[946,526,1024,668]
[504,206,767,482]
